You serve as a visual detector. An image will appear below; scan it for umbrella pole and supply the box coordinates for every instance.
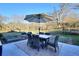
[39,23,40,34]
[39,27,40,34]
[39,16,40,34]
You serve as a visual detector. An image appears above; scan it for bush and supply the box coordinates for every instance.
[8,30,16,33]
[21,32,27,35]
[0,33,3,38]
[0,33,7,44]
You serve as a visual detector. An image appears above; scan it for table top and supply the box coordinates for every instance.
[39,34,52,39]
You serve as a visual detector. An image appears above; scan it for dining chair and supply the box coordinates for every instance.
[32,35,41,51]
[47,35,59,52]
[45,33,50,35]
[39,32,44,34]
[27,33,33,46]
[21,32,27,35]
[28,32,32,34]
[0,45,2,56]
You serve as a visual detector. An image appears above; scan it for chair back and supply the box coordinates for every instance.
[39,32,44,34]
[32,34,40,48]
[54,35,59,46]
[32,35,39,40]
[27,33,32,40]
[21,32,27,35]
[28,32,32,34]
[45,33,50,35]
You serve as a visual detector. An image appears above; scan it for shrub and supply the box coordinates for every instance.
[0,33,3,38]
[21,32,27,35]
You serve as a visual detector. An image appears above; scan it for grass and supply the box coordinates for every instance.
[49,30,79,46]
[55,32,79,46]
[64,35,79,39]
[1,29,79,46]
[61,34,79,46]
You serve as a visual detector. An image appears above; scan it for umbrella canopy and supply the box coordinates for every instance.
[24,14,52,23]
[24,14,53,33]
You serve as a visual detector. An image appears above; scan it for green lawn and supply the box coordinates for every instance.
[61,34,79,46]
[50,30,79,46]
[1,29,79,46]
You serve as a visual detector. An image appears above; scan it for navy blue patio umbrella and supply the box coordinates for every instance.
[24,14,52,33]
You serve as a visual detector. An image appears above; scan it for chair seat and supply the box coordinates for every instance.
[47,42,55,47]
[47,35,59,52]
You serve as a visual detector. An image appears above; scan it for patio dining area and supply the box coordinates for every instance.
[0,31,59,55]
[0,31,79,56]
[1,39,79,56]
[0,21,79,56]
[26,32,59,52]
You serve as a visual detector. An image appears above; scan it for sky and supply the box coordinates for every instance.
[0,3,60,16]
[0,3,79,24]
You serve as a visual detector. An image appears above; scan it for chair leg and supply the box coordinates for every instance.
[27,41,29,46]
[37,48,39,51]
[0,46,2,56]
[55,46,59,52]
[41,44,44,49]
[27,42,28,46]
[37,46,40,51]
[55,47,57,52]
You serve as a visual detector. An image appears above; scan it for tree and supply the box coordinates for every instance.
[0,15,8,30]
[11,15,25,23]
[52,4,70,31]
[10,15,25,32]
[53,3,79,31]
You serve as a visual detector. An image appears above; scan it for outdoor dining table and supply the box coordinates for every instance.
[37,34,52,48]
[27,33,52,49]
[35,34,52,43]
[39,34,52,39]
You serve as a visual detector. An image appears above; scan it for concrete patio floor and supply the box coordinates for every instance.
[1,40,79,56]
